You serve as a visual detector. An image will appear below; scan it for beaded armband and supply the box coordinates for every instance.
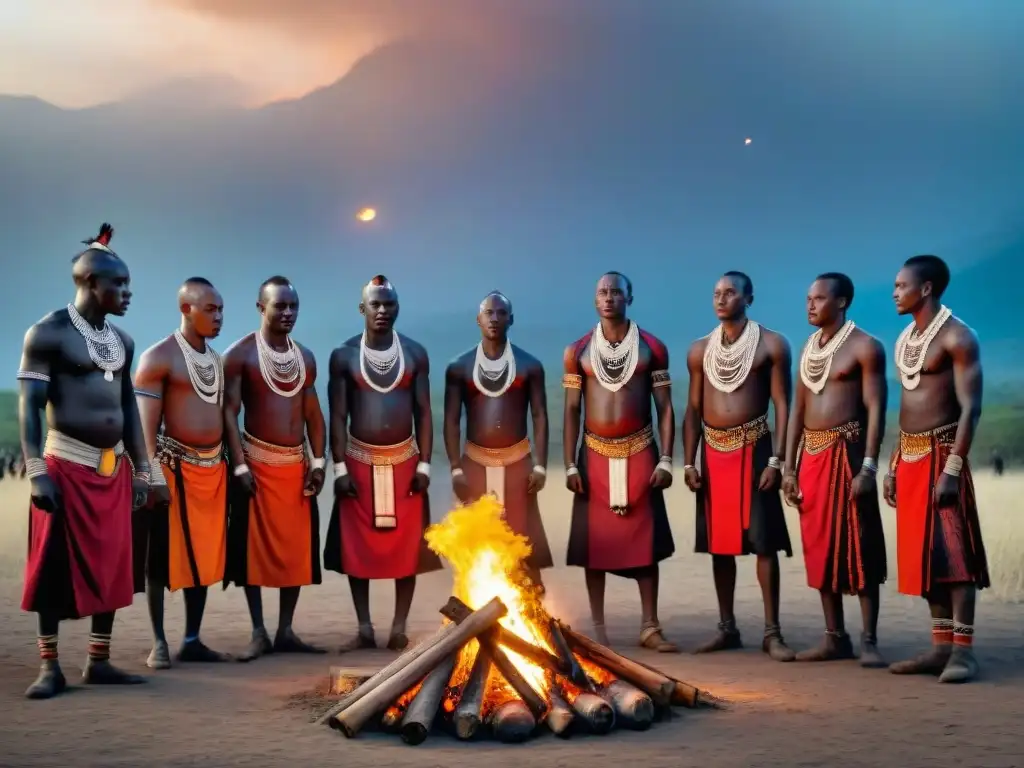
[17,370,50,383]
[651,370,671,389]
[562,373,583,390]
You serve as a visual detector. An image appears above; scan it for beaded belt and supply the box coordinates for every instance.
[899,423,957,463]
[44,430,124,477]
[584,424,654,459]
[465,438,531,468]
[345,435,418,466]
[241,431,305,466]
[157,435,224,469]
[801,421,861,456]
[702,414,768,453]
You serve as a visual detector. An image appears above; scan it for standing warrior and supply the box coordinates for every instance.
[683,271,796,661]
[324,276,442,651]
[781,273,888,666]
[563,272,677,652]
[223,276,327,661]
[443,291,553,588]
[885,255,988,683]
[133,277,231,668]
[18,224,149,699]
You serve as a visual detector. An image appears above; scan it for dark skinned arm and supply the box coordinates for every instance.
[768,333,793,462]
[222,340,247,470]
[17,324,56,463]
[860,337,888,464]
[133,344,169,463]
[682,342,705,467]
[412,345,433,464]
[783,374,807,473]
[948,326,983,460]
[443,361,464,471]
[120,338,148,471]
[529,361,549,469]
[561,344,583,468]
[301,350,327,459]
[327,347,350,463]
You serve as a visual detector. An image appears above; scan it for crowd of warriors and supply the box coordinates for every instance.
[14,223,989,701]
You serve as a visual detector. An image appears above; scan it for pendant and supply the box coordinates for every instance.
[104,370,114,382]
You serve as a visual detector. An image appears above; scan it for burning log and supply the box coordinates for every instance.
[567,692,615,735]
[440,597,569,677]
[602,680,654,730]
[546,691,575,738]
[332,596,508,737]
[629,657,726,709]
[557,621,674,707]
[441,598,548,721]
[453,647,492,740]
[491,700,535,743]
[401,654,457,745]
[548,618,594,690]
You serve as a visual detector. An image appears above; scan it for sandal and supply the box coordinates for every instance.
[639,624,679,653]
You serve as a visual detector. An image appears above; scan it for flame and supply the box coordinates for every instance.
[425,496,553,707]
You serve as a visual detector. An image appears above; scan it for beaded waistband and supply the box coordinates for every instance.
[899,423,957,463]
[241,431,305,465]
[157,435,224,469]
[44,430,124,470]
[465,438,531,468]
[703,414,768,453]
[801,421,862,456]
[584,424,654,459]
[346,435,418,466]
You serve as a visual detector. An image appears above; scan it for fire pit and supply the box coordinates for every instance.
[317,497,722,743]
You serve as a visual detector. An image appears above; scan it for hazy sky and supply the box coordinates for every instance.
[2,1,1023,377]
[5,1,1022,108]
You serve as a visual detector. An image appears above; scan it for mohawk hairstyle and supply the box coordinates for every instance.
[368,274,394,289]
[72,222,116,263]
[183,276,214,287]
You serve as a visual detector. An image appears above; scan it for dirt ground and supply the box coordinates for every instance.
[1,472,1022,768]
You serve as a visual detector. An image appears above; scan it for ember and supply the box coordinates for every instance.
[319,497,722,743]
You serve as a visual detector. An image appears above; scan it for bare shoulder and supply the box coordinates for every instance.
[852,328,886,360]
[686,335,708,368]
[294,339,317,367]
[944,316,980,357]
[137,335,176,371]
[446,346,475,378]
[637,328,668,355]
[398,334,429,369]
[329,344,353,376]
[110,321,135,353]
[562,331,592,370]
[759,326,792,358]
[511,343,543,373]
[23,310,69,351]
[222,333,256,365]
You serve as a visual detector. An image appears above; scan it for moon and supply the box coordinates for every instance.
[356,207,377,222]
[744,137,752,145]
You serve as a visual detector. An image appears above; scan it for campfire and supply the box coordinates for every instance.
[318,497,722,743]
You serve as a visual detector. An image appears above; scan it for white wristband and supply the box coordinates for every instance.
[150,464,167,487]
[233,464,250,477]
[657,458,673,474]
[25,457,48,479]
[333,461,348,478]
[768,456,783,470]
[566,466,579,477]
[416,461,431,477]
[451,467,464,478]
[861,457,878,474]
[532,465,546,475]
[311,456,325,471]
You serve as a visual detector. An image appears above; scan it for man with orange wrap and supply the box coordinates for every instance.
[782,273,888,666]
[133,277,231,668]
[223,276,327,662]
[884,255,989,684]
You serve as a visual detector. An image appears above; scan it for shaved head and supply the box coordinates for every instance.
[258,274,294,302]
[178,276,216,304]
[479,290,512,314]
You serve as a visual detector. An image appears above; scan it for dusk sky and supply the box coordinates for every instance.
[2,1,1022,378]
